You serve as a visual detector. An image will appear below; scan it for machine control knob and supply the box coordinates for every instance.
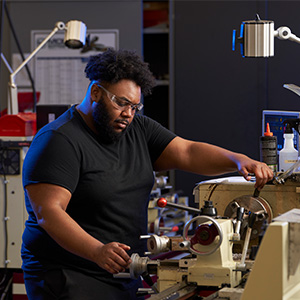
[191,223,219,246]
[157,197,168,208]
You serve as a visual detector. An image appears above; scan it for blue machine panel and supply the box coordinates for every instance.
[262,110,300,151]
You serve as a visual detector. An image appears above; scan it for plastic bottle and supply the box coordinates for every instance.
[279,123,298,172]
[260,123,278,172]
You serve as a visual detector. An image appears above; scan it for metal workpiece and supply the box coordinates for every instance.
[129,253,151,279]
[144,234,188,254]
[147,235,171,254]
[113,253,150,279]
[113,253,158,280]
[114,253,159,296]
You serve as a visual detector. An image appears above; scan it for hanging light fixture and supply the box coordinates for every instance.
[233,14,300,57]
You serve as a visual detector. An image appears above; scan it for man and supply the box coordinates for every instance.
[22,49,273,299]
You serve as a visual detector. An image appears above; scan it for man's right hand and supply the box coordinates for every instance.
[25,183,132,275]
[96,242,132,274]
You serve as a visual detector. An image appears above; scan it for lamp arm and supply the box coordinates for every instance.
[8,21,65,114]
[10,21,65,84]
[274,26,300,44]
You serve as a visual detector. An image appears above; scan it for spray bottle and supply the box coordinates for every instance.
[279,122,298,172]
[260,123,278,172]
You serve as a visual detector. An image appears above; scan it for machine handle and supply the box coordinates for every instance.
[159,226,179,232]
[253,188,260,198]
[248,211,257,229]
[237,212,257,270]
[236,207,245,223]
[182,215,223,256]
[157,197,201,214]
[234,206,245,236]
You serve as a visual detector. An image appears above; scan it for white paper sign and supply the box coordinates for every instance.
[31,29,119,105]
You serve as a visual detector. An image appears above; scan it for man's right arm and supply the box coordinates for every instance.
[25,182,132,274]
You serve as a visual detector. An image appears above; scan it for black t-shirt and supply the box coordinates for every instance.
[21,105,176,287]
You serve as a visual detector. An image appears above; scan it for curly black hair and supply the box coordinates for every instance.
[84,48,156,96]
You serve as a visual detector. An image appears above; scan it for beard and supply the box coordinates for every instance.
[92,98,128,144]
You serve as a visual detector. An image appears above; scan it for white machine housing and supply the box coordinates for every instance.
[0,136,29,268]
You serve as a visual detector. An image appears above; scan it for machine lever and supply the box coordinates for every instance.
[253,188,260,198]
[237,212,257,270]
[248,211,257,228]
[157,197,201,214]
[235,206,245,235]
[236,207,245,223]
[159,226,179,232]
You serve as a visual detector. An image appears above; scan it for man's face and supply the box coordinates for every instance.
[92,79,142,143]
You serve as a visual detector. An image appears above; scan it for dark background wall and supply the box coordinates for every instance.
[173,1,300,202]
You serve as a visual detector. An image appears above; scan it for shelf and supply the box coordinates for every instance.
[143,27,169,34]
[156,79,169,86]
[143,1,170,129]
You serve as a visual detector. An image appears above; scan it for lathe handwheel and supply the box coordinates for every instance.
[183,216,223,256]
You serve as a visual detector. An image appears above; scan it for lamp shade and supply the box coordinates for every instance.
[241,20,275,57]
[64,20,87,49]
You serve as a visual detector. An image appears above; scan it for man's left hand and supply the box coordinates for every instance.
[237,158,274,190]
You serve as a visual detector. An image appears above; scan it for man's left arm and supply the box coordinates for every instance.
[153,136,273,190]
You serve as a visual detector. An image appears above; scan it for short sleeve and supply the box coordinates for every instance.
[22,130,80,193]
[137,116,176,164]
